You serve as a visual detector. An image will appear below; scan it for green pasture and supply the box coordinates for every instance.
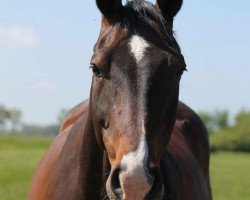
[210,152,250,199]
[0,136,249,200]
[0,136,53,200]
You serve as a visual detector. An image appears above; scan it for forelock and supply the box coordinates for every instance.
[125,0,169,34]
[123,0,180,51]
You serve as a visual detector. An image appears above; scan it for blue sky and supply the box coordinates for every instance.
[0,0,250,124]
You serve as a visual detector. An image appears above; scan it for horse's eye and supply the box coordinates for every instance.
[90,64,103,78]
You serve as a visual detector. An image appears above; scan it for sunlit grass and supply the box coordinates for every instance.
[210,152,250,200]
[0,135,53,200]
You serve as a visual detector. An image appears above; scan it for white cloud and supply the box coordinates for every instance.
[0,26,40,48]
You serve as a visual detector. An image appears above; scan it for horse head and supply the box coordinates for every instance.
[90,0,185,199]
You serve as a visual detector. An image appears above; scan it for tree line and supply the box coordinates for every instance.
[0,105,22,133]
[0,104,67,136]
[198,109,250,152]
[1,104,250,152]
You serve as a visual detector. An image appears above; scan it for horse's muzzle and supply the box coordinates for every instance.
[106,166,164,200]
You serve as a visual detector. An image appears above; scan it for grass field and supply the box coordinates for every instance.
[210,152,250,199]
[0,136,53,200]
[0,135,250,200]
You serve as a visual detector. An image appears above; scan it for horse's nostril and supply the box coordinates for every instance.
[111,167,123,197]
[111,167,120,189]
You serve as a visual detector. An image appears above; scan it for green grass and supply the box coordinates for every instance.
[0,136,250,200]
[210,152,250,200]
[0,135,53,200]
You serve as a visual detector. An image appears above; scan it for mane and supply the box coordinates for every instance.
[123,0,180,51]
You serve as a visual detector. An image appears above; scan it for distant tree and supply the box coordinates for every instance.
[8,108,22,133]
[0,105,9,133]
[211,109,250,152]
[235,109,250,126]
[214,110,229,130]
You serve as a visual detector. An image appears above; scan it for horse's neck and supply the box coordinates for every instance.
[76,111,109,199]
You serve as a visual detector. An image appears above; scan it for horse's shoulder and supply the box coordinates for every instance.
[59,99,89,133]
[165,129,211,200]
[175,101,210,156]
[29,101,89,199]
[166,101,211,199]
[164,102,211,199]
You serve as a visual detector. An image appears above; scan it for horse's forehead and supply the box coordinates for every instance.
[94,26,152,66]
[96,26,126,50]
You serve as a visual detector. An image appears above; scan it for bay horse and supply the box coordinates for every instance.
[29,0,212,199]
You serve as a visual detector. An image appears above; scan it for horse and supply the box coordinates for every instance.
[29,0,212,199]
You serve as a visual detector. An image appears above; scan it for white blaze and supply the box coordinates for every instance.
[118,35,150,199]
[120,134,148,172]
[119,134,151,199]
[129,35,149,63]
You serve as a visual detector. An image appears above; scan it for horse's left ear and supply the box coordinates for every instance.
[96,0,123,18]
[156,0,183,28]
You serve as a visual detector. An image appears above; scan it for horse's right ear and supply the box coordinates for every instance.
[96,0,123,18]
[156,0,183,28]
